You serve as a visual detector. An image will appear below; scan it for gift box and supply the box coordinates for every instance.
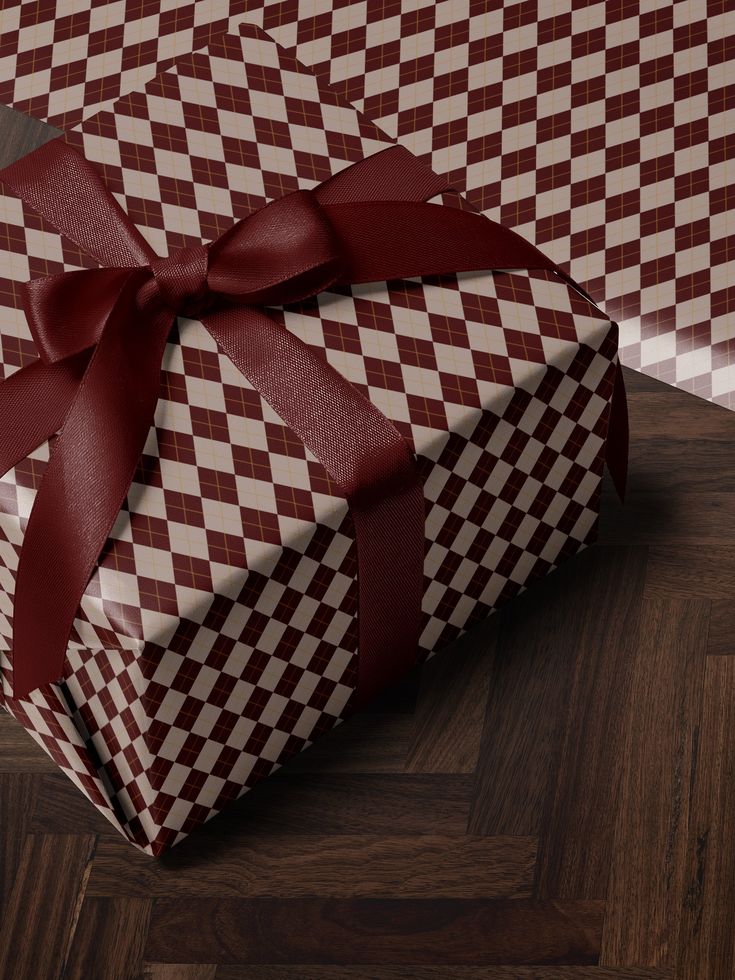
[2,1,731,407]
[0,24,625,854]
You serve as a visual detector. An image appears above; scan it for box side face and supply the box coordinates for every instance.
[59,519,360,850]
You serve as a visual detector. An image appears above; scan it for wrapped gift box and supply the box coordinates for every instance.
[0,25,622,854]
[2,1,732,407]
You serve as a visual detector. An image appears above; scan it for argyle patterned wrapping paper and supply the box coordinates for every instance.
[0,24,619,853]
[1,0,732,408]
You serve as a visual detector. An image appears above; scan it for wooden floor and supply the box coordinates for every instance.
[2,109,735,979]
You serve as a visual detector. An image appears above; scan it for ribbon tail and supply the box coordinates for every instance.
[315,145,451,205]
[0,356,88,477]
[9,275,171,700]
[203,306,425,708]
[323,201,559,284]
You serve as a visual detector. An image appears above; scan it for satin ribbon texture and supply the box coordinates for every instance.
[0,139,627,702]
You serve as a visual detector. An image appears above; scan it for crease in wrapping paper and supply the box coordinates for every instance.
[0,25,623,853]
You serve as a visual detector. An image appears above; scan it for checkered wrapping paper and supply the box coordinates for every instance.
[0,0,249,130]
[0,25,619,853]
[2,0,732,408]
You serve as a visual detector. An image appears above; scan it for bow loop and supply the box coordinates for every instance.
[24,266,139,364]
[208,189,343,305]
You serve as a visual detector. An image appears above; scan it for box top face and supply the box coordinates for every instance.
[0,26,611,653]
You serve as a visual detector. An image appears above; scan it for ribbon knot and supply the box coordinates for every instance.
[149,243,211,319]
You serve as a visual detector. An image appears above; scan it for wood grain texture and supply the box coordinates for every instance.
[213,970,674,980]
[0,774,38,906]
[676,657,735,979]
[0,104,59,168]
[600,599,708,966]
[1,107,734,977]
[405,621,496,773]
[467,545,646,841]
[706,598,735,657]
[285,712,414,773]
[62,897,151,980]
[0,713,58,772]
[30,769,473,838]
[144,898,605,965]
[88,834,536,899]
[143,967,217,980]
[467,576,580,837]
[534,546,648,899]
[0,834,96,980]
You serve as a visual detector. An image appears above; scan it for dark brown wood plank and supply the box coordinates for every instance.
[62,896,151,980]
[88,834,535,899]
[623,390,735,495]
[600,599,708,965]
[0,104,59,168]
[644,545,735,600]
[214,968,673,979]
[598,486,735,547]
[706,599,735,657]
[0,772,38,905]
[469,545,646,842]
[0,711,58,772]
[145,898,605,965]
[30,772,122,837]
[0,833,96,980]
[33,769,473,840]
[283,712,413,774]
[143,968,217,980]
[467,576,574,836]
[533,545,648,899]
[405,620,496,772]
[677,657,735,979]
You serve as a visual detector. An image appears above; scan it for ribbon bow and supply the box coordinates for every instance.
[24,189,347,366]
[0,139,627,702]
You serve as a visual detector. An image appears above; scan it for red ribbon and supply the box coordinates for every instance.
[0,139,627,702]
